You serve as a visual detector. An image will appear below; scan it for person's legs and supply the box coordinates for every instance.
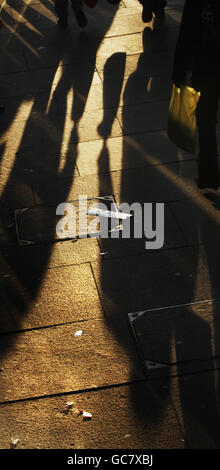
[139,0,153,22]
[193,75,220,189]
[139,0,167,23]
[55,0,68,28]
[152,0,167,19]
[71,0,87,27]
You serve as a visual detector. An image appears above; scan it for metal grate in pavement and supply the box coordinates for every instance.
[14,195,121,245]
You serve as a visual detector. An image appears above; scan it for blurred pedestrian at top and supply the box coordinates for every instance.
[173,0,220,191]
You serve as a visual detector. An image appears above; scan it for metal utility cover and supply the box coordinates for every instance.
[128,300,218,378]
[14,196,120,245]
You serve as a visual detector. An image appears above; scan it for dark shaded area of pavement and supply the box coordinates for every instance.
[1,0,220,450]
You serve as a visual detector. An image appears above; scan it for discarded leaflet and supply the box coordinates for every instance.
[10,438,19,448]
[82,411,92,420]
[74,330,83,337]
[87,208,132,220]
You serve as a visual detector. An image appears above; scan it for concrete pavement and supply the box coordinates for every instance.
[0,0,220,449]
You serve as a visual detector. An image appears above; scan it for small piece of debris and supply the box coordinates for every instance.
[63,401,74,415]
[10,438,19,448]
[87,208,132,220]
[74,330,82,337]
[37,46,45,51]
[124,434,131,438]
[72,408,81,417]
[66,401,74,409]
[82,411,92,420]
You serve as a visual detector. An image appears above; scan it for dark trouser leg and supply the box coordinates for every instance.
[194,75,220,189]
[54,0,68,19]
[71,0,83,10]
[152,0,167,17]
[70,0,87,27]
[138,0,153,22]
[139,0,167,21]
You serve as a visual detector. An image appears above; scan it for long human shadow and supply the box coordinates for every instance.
[98,21,220,448]
[0,0,119,353]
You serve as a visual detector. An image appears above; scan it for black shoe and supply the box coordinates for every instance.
[142,2,153,22]
[73,8,87,27]
[57,16,68,29]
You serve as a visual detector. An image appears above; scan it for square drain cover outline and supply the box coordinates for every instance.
[14,195,121,246]
[128,300,218,377]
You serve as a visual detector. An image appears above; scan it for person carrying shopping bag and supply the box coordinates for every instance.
[172,0,220,191]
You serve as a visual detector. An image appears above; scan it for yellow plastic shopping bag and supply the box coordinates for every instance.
[167,84,200,154]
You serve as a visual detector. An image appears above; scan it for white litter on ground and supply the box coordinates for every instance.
[66,401,74,409]
[74,330,83,337]
[10,438,19,448]
[82,411,92,419]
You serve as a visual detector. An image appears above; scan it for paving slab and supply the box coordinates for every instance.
[0,38,27,73]
[0,111,63,157]
[128,300,220,377]
[0,236,100,275]
[0,146,78,179]
[0,317,144,402]
[75,131,193,177]
[21,26,148,71]
[91,243,220,315]
[31,160,198,207]
[97,202,186,258]
[0,63,100,97]
[117,100,169,134]
[0,286,17,333]
[63,74,172,114]
[96,51,173,81]
[0,381,184,449]
[0,179,35,209]
[0,110,122,176]
[1,263,103,330]
[169,198,220,246]
[0,92,59,124]
[169,373,220,449]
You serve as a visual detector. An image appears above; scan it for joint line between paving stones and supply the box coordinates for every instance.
[118,98,170,111]
[167,201,189,245]
[0,378,148,407]
[89,261,107,316]
[0,318,95,336]
[0,59,96,77]
[0,259,98,277]
[79,156,196,177]
[2,238,220,277]
[1,363,220,407]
